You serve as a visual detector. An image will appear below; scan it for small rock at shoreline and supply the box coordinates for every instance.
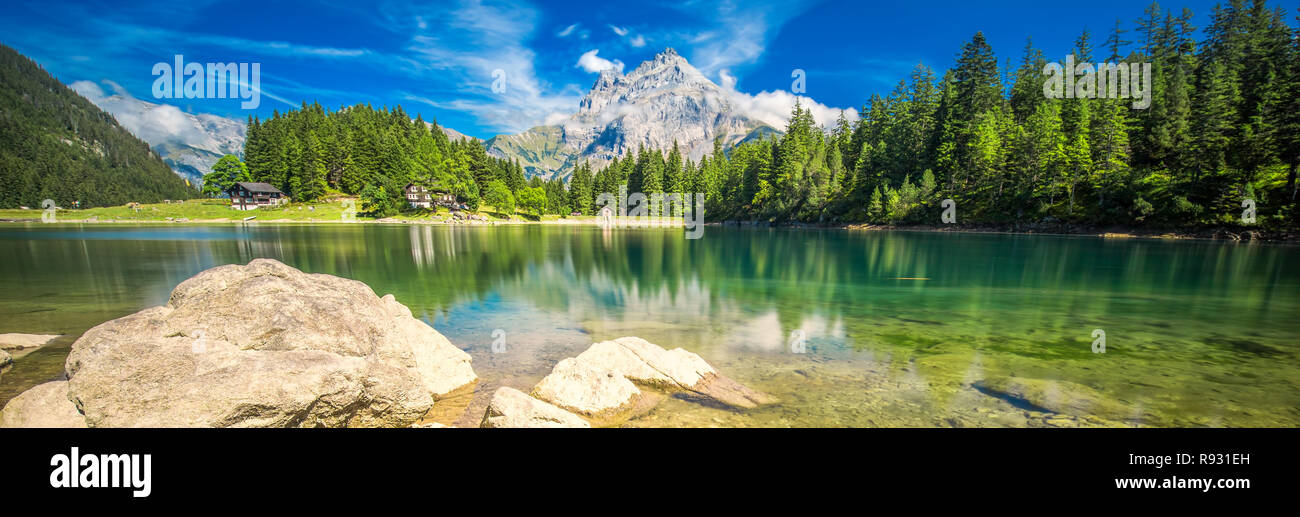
[481,386,590,428]
[529,337,773,420]
[532,357,641,416]
[0,349,10,370]
[0,381,87,428]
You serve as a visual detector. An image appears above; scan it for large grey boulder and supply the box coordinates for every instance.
[0,381,87,428]
[480,386,590,428]
[531,337,773,417]
[61,258,476,428]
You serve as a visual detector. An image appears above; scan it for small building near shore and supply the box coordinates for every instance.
[226,182,287,210]
[405,183,456,209]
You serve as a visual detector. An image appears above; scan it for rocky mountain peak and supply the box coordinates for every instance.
[487,49,776,181]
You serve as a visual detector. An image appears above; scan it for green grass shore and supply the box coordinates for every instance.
[0,198,598,225]
[1,198,1290,243]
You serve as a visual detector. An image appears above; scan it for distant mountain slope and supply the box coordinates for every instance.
[485,48,778,181]
[0,44,195,207]
[439,125,471,142]
[71,80,246,186]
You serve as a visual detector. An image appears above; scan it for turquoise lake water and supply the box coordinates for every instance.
[0,223,1296,427]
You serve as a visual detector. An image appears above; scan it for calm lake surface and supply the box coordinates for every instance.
[1,223,1297,427]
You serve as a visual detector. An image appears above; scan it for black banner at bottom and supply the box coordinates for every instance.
[0,428,1290,506]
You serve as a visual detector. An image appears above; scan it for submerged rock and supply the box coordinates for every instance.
[0,381,87,428]
[973,377,1131,421]
[0,349,9,369]
[481,386,590,428]
[530,337,773,419]
[0,333,60,351]
[56,258,476,428]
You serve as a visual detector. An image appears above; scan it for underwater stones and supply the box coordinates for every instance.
[0,349,9,370]
[481,386,590,428]
[692,373,777,409]
[973,377,1131,421]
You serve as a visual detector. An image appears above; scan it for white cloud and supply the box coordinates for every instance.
[575,49,624,74]
[713,70,858,129]
[557,23,578,37]
[629,34,646,47]
[718,69,738,90]
[608,24,629,36]
[69,80,245,154]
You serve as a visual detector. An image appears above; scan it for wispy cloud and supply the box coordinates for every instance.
[70,79,248,152]
[673,0,817,78]
[557,23,579,37]
[384,0,581,134]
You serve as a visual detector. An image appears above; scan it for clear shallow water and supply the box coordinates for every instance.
[0,223,1296,427]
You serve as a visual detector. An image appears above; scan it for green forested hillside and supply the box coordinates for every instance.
[0,44,195,208]
[241,102,529,216]
[577,0,1299,229]
[237,1,1298,230]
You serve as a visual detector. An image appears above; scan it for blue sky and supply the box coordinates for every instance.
[2,0,1241,138]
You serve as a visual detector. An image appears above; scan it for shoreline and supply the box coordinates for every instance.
[2,213,1294,244]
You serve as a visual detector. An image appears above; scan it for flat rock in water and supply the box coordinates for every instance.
[0,381,87,428]
[691,373,777,409]
[57,258,476,428]
[481,386,590,428]
[532,357,641,416]
[0,333,60,351]
[530,337,774,419]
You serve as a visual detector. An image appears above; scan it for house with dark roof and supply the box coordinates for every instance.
[225,182,287,210]
[405,183,455,209]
